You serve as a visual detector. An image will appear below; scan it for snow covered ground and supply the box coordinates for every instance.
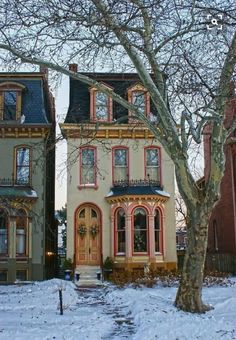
[0,277,235,340]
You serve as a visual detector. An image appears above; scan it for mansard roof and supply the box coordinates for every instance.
[0,73,54,125]
[65,72,159,124]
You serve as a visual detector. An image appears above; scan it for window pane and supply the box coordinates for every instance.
[134,230,147,252]
[146,167,159,181]
[17,148,29,166]
[95,92,108,120]
[82,149,94,165]
[117,209,125,253]
[96,92,108,105]
[4,91,17,120]
[96,106,108,120]
[146,149,158,166]
[16,228,26,254]
[0,209,7,254]
[114,149,127,166]
[16,148,30,185]
[132,91,145,114]
[155,210,160,252]
[114,167,127,182]
[91,209,97,218]
[79,209,85,218]
[133,208,147,252]
[82,166,95,184]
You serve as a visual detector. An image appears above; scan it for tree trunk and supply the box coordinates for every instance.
[175,206,213,313]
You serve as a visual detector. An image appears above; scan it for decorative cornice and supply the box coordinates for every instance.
[106,194,169,204]
[60,123,156,139]
[0,125,51,138]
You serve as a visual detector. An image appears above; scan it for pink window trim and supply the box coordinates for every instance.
[127,85,150,121]
[89,86,113,122]
[144,146,162,186]
[79,146,98,188]
[112,146,129,185]
[154,207,164,255]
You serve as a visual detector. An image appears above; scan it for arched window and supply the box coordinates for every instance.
[133,207,148,253]
[116,208,126,254]
[16,209,27,256]
[0,209,8,255]
[154,209,162,253]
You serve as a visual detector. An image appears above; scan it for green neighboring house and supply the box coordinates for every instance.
[0,68,56,282]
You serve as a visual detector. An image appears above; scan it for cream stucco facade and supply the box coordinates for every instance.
[64,133,177,270]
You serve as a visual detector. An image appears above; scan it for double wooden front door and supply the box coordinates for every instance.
[76,205,101,265]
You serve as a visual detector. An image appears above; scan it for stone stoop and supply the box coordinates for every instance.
[74,265,103,287]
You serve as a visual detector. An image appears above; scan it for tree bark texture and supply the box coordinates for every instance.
[175,207,212,313]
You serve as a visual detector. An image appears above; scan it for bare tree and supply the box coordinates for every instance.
[0,0,236,312]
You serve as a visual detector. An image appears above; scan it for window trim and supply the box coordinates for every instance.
[132,206,149,255]
[127,83,150,121]
[14,146,32,186]
[114,207,126,256]
[144,146,162,185]
[89,83,113,122]
[112,146,129,185]
[0,82,25,121]
[78,146,98,189]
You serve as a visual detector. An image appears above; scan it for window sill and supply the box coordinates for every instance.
[16,256,28,261]
[0,255,9,261]
[132,252,149,256]
[115,253,125,256]
[78,184,98,190]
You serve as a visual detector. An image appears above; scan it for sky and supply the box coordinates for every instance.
[54,76,69,209]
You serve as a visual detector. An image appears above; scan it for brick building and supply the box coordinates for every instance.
[204,85,236,270]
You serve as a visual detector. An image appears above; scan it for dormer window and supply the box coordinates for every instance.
[0,82,25,121]
[128,83,150,120]
[90,84,113,122]
[4,91,17,120]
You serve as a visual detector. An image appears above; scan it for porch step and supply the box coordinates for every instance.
[75,265,103,287]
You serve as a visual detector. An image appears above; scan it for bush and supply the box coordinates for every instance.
[103,257,114,270]
[63,258,73,270]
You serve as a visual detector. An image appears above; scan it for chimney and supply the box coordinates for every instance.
[40,66,48,80]
[69,63,78,73]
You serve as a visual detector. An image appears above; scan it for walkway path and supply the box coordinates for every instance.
[76,287,136,339]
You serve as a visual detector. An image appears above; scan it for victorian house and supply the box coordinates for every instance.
[61,65,176,273]
[0,68,56,283]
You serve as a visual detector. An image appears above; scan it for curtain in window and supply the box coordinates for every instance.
[16,148,30,185]
[114,149,128,182]
[133,208,148,252]
[81,148,95,184]
[0,209,8,254]
[116,209,126,253]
